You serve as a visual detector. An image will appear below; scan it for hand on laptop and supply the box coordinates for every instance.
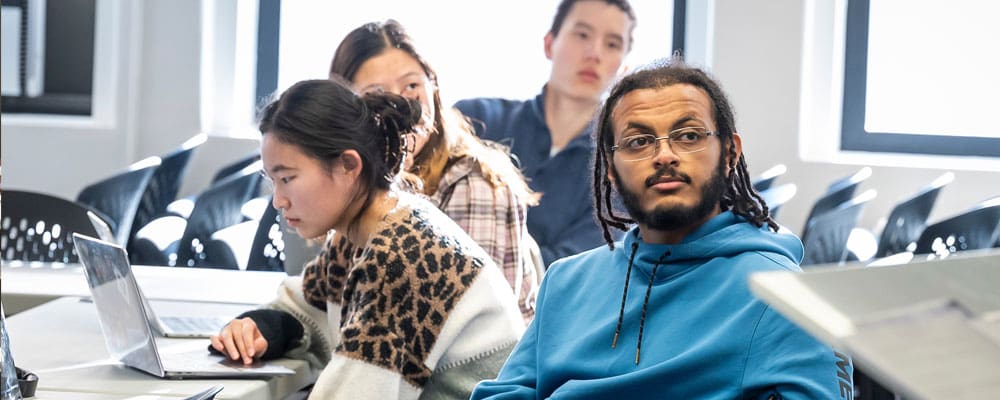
[210,317,268,365]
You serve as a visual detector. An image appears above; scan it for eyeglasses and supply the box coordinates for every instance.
[610,127,718,162]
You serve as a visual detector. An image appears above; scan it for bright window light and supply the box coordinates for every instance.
[799,0,1000,171]
[864,0,999,138]
[275,1,673,106]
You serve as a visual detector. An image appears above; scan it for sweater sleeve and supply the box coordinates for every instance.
[741,306,855,400]
[248,275,339,371]
[302,354,419,400]
[233,308,304,360]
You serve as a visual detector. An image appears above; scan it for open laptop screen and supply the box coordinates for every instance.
[73,233,164,376]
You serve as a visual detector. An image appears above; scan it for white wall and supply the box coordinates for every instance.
[712,0,999,235]
[1,0,144,199]
[2,0,997,239]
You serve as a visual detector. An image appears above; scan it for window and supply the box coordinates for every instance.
[264,0,678,107]
[1,0,96,116]
[800,0,1000,171]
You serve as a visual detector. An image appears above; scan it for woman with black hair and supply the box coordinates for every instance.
[210,78,524,400]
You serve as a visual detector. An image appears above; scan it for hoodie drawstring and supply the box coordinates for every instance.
[635,252,667,364]
[611,242,639,349]
[611,242,670,365]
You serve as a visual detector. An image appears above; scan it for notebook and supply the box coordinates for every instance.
[72,232,295,378]
[748,250,1000,399]
[86,211,229,338]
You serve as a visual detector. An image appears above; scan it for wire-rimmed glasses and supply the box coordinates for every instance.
[611,127,718,162]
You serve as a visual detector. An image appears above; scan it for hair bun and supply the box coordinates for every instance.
[363,92,422,136]
[361,92,422,180]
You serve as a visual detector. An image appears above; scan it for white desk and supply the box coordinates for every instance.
[5,297,316,400]
[1,261,289,314]
[749,250,1000,400]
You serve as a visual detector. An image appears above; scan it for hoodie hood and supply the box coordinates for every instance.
[620,211,803,282]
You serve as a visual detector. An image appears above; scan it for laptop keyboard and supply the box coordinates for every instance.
[160,316,230,335]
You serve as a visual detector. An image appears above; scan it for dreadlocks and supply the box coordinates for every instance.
[592,57,778,248]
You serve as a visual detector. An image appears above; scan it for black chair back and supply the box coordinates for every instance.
[758,183,797,221]
[211,153,261,185]
[246,198,285,272]
[801,190,876,267]
[874,172,953,258]
[751,164,787,192]
[1,190,103,263]
[76,159,160,245]
[129,135,204,252]
[800,167,872,240]
[914,197,1000,257]
[174,168,263,268]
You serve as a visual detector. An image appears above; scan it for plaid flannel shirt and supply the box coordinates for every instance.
[431,156,539,322]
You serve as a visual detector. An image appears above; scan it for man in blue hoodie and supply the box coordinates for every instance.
[455,0,636,267]
[471,59,855,399]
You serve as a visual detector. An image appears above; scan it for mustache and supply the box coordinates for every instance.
[644,167,692,187]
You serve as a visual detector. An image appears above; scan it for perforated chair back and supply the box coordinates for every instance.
[801,190,876,267]
[246,198,285,272]
[1,190,103,263]
[174,164,263,268]
[752,164,787,192]
[875,173,953,258]
[76,158,160,245]
[758,183,797,221]
[914,197,1000,257]
[129,135,205,251]
[800,167,872,240]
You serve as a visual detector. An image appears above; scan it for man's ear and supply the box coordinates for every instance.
[544,33,554,60]
[727,133,743,177]
[337,150,363,179]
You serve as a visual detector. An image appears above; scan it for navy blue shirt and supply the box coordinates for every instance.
[455,88,604,266]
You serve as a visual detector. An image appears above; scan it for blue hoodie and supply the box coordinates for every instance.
[472,212,854,400]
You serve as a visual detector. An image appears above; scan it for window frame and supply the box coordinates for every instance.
[1,0,95,117]
[1,0,127,130]
[839,0,1000,158]
[798,0,1000,172]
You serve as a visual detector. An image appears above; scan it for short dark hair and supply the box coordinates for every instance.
[258,78,421,231]
[548,0,637,50]
[592,57,778,247]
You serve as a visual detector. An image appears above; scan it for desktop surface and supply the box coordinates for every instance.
[4,297,315,400]
[749,250,1000,400]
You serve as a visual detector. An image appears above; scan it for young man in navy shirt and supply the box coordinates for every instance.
[455,0,636,267]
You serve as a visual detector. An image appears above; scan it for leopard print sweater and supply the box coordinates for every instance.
[300,192,521,389]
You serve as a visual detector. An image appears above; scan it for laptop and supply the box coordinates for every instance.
[86,211,229,338]
[71,232,295,378]
[748,250,1000,399]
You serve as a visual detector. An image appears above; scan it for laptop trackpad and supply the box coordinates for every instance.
[160,348,295,377]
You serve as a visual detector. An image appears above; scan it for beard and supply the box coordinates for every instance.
[613,161,727,231]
